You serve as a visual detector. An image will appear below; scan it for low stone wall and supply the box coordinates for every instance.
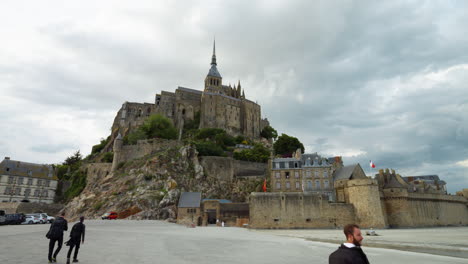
[200,157,267,182]
[17,202,64,216]
[0,202,20,214]
[0,202,64,215]
[249,192,355,229]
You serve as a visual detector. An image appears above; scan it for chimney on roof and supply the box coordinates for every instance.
[5,157,10,160]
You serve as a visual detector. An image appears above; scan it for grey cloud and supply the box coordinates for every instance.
[1,0,467,193]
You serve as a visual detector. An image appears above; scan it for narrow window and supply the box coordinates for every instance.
[275,172,280,179]
[276,182,281,189]
[286,182,290,189]
[315,180,321,189]
[285,172,290,179]
[295,181,300,189]
[294,171,299,178]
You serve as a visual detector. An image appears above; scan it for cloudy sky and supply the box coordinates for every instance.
[1,0,467,193]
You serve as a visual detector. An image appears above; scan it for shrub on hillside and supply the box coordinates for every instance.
[194,141,225,156]
[233,143,270,163]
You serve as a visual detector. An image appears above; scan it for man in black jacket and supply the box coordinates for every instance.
[66,216,86,263]
[47,212,68,263]
[329,224,370,264]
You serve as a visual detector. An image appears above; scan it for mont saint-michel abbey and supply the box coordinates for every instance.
[111,42,268,139]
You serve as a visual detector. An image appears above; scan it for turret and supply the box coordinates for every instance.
[111,133,123,172]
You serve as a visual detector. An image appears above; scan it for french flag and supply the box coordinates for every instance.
[370,160,376,168]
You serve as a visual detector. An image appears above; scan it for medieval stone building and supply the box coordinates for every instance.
[110,41,268,142]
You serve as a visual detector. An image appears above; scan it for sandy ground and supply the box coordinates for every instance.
[254,226,468,258]
[0,220,467,264]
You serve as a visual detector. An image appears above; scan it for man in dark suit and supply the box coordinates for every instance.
[66,216,86,263]
[47,212,68,263]
[329,224,370,264]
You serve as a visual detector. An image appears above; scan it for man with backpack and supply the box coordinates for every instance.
[47,212,68,263]
[66,216,86,263]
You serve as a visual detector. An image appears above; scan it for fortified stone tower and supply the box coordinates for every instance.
[342,178,387,228]
[111,133,123,172]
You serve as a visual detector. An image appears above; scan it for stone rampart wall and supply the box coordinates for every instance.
[383,190,468,227]
[115,139,181,165]
[200,157,267,182]
[249,192,355,229]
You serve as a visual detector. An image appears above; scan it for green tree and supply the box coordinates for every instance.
[233,143,271,163]
[195,128,225,140]
[124,129,147,145]
[141,114,178,140]
[194,141,225,156]
[64,151,82,166]
[273,134,304,156]
[102,152,114,163]
[260,125,278,140]
[91,136,110,154]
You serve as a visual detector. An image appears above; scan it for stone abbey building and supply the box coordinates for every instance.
[110,42,268,141]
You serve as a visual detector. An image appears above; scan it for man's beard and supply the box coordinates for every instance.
[352,236,361,246]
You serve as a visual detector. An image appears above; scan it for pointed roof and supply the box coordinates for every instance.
[333,164,366,180]
[207,39,222,78]
[178,192,202,208]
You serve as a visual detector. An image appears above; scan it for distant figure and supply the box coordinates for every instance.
[221,221,225,227]
[329,224,369,264]
[47,212,68,263]
[66,216,86,263]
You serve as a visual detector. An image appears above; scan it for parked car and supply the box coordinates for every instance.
[5,213,26,225]
[36,213,48,224]
[0,210,6,225]
[39,213,55,223]
[101,211,118,220]
[23,214,41,224]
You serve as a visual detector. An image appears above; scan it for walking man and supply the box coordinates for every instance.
[329,224,370,264]
[66,216,86,263]
[47,212,68,263]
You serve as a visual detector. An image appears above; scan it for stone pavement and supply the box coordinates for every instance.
[0,220,467,264]
[255,226,468,259]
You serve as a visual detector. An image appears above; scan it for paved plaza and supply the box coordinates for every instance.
[1,220,467,264]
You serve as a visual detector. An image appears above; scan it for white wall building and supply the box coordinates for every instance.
[0,157,58,204]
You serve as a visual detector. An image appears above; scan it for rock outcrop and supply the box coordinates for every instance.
[64,144,264,221]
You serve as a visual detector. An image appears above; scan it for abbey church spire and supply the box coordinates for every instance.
[211,39,217,66]
[206,39,222,78]
[205,39,222,91]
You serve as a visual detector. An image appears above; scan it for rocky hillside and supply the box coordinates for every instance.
[64,144,265,221]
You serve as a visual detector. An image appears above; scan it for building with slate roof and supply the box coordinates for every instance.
[110,41,269,144]
[270,150,343,200]
[0,157,58,203]
[177,192,202,225]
